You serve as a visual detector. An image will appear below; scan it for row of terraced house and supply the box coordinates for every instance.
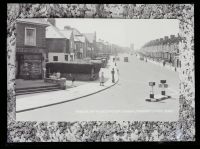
[139,34,182,68]
[15,18,121,80]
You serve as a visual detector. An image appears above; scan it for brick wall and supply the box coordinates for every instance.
[46,38,66,53]
[16,22,46,49]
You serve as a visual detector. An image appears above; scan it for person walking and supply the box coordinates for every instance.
[100,71,105,86]
[70,73,75,87]
[117,68,119,81]
[163,60,165,67]
[111,68,115,83]
[56,72,61,79]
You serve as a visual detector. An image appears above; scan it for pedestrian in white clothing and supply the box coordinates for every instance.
[100,71,105,86]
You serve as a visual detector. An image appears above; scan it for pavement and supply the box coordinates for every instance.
[15,79,57,89]
[16,58,119,113]
[136,55,181,72]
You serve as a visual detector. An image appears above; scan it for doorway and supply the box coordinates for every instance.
[16,53,23,79]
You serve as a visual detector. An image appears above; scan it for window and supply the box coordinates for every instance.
[65,55,68,61]
[25,27,36,46]
[70,41,72,48]
[53,56,58,61]
[177,48,180,54]
[70,55,73,61]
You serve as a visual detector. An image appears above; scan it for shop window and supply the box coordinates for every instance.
[25,27,36,46]
[53,56,58,61]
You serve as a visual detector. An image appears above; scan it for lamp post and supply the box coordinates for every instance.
[43,67,46,79]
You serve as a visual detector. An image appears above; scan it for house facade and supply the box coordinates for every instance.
[83,32,96,59]
[45,21,75,63]
[140,34,182,68]
[74,36,85,59]
[16,19,49,80]
[63,26,87,60]
[96,39,112,57]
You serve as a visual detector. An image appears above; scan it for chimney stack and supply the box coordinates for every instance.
[47,18,56,26]
[170,35,175,39]
[64,26,71,30]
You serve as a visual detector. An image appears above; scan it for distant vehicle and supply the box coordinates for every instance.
[140,57,144,61]
[124,57,128,62]
[116,57,120,61]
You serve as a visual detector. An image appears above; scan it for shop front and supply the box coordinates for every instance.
[16,52,43,80]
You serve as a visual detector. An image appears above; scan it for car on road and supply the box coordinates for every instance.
[124,57,128,62]
[140,57,144,61]
[116,57,120,61]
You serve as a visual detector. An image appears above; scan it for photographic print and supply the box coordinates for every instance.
[15,18,180,122]
[7,4,194,142]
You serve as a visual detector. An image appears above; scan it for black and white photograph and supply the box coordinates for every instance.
[15,18,180,121]
[7,4,195,142]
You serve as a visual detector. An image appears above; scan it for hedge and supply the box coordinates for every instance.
[46,62,102,75]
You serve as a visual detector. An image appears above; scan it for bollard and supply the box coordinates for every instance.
[149,82,155,99]
[161,90,165,96]
[159,80,168,96]
[150,92,154,98]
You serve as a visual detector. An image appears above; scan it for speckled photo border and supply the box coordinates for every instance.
[7,4,194,142]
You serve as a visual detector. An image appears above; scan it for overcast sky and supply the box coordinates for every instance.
[56,18,179,50]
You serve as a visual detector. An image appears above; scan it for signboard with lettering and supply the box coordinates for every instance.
[164,84,168,88]
[17,47,44,53]
[159,84,168,88]
[160,80,166,84]
[149,82,155,86]
[159,84,163,88]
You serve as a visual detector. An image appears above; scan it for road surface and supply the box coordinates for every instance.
[17,54,179,121]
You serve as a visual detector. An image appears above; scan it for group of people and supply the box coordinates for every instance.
[50,72,61,79]
[50,72,75,87]
[99,59,119,86]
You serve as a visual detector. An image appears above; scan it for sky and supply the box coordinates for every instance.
[56,18,179,50]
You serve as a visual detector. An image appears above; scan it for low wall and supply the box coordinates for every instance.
[60,73,99,81]
[44,78,66,90]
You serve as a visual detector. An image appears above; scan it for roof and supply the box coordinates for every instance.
[59,30,73,39]
[72,28,82,36]
[16,18,50,26]
[76,36,85,42]
[46,24,66,38]
[83,33,96,43]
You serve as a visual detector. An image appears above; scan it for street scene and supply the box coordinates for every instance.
[15,19,181,121]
